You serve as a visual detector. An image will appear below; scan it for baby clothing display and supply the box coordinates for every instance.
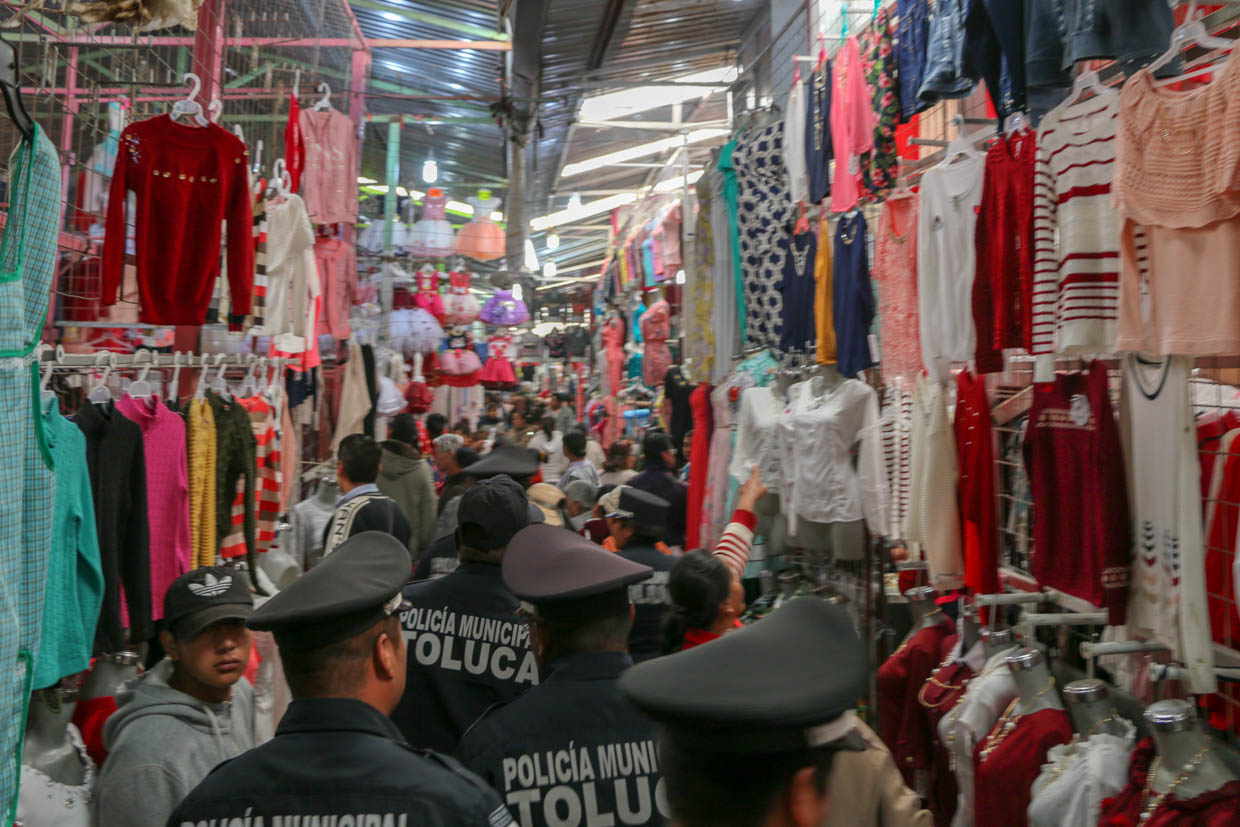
[479,334,518,389]
[407,188,456,257]
[640,298,672,387]
[479,289,529,327]
[388,308,443,354]
[443,270,480,324]
[414,265,445,321]
[440,326,482,387]
[454,191,504,260]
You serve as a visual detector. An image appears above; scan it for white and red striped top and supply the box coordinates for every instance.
[220,395,282,559]
[1031,91,1121,357]
[713,509,757,580]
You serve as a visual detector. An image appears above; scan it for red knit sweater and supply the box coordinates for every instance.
[103,115,254,327]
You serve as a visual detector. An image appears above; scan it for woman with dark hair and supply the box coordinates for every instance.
[598,440,636,486]
[660,468,765,654]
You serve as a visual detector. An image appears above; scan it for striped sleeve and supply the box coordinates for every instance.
[1031,124,1058,356]
[713,509,757,580]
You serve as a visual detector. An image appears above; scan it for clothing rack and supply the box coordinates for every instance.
[36,349,296,369]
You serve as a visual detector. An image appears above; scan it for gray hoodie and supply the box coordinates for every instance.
[376,441,435,560]
[95,658,255,827]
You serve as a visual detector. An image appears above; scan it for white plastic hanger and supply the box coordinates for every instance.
[194,354,209,400]
[86,352,116,404]
[940,115,981,166]
[237,354,259,398]
[1003,111,1029,136]
[209,354,232,400]
[126,349,155,399]
[313,82,332,111]
[170,73,209,127]
[1149,5,1234,87]
[207,98,222,123]
[167,351,183,403]
[38,344,60,403]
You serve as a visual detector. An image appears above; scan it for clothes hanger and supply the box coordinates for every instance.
[1148,6,1234,86]
[38,344,59,403]
[0,32,33,141]
[237,354,258,398]
[86,352,116,404]
[170,73,209,127]
[313,82,332,111]
[207,98,222,124]
[167,351,182,402]
[194,354,209,400]
[126,349,155,399]
[1003,111,1029,136]
[939,114,981,167]
[209,354,232,400]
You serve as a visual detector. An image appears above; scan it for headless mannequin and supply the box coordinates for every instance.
[906,586,945,637]
[1145,699,1236,799]
[81,651,139,701]
[981,627,1015,661]
[791,372,860,555]
[1063,678,1126,739]
[22,685,87,787]
[1006,648,1064,716]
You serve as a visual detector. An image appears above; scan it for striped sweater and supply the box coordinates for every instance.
[1031,91,1122,357]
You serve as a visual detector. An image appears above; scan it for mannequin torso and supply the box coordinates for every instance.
[1147,699,1237,800]
[23,688,87,787]
[1007,649,1064,716]
[1063,678,1126,739]
[81,652,139,701]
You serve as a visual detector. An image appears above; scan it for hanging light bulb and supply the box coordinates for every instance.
[421,156,438,184]
[543,261,557,279]
[512,282,523,302]
[546,231,560,251]
[675,269,686,285]
[524,239,540,271]
[567,193,582,210]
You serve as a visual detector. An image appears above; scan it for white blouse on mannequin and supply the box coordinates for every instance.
[17,723,96,827]
[1027,718,1136,827]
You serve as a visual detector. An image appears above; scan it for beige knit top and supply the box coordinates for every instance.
[1113,48,1240,228]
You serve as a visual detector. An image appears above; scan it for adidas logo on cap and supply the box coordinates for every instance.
[188,572,232,598]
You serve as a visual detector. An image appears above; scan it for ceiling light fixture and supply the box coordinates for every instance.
[524,239,539,271]
[546,232,560,250]
[559,129,728,178]
[543,261,557,278]
[567,193,582,210]
[652,170,705,193]
[512,283,523,301]
[577,67,738,122]
[530,192,638,231]
[421,157,438,184]
[380,11,402,21]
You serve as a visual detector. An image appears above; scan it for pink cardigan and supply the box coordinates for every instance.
[299,108,358,224]
[116,395,191,618]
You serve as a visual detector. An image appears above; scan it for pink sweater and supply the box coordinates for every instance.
[299,108,358,224]
[116,395,191,617]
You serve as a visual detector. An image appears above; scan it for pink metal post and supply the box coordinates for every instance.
[192,0,227,106]
[47,46,79,330]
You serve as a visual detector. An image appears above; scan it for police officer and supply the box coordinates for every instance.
[620,598,930,827]
[607,487,676,662]
[167,532,514,827]
[414,443,541,581]
[455,524,666,827]
[391,475,542,754]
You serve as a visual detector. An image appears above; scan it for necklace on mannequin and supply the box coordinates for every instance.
[1140,739,1212,821]
[978,677,1055,762]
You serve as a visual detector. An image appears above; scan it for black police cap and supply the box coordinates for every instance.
[503,524,652,622]
[613,487,669,538]
[247,531,411,653]
[464,444,539,479]
[620,598,868,754]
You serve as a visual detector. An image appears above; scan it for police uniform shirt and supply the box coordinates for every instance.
[413,533,460,581]
[167,697,513,827]
[615,541,674,663]
[391,561,539,754]
[455,652,667,827]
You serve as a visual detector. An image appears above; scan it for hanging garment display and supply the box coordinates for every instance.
[455,193,504,260]
[784,77,808,203]
[905,376,964,588]
[407,189,456,256]
[660,201,683,273]
[972,705,1073,827]
[686,177,716,379]
[443,270,480,324]
[1113,49,1240,355]
[640,298,672,387]
[207,391,258,583]
[115,394,191,617]
[313,236,357,340]
[257,192,316,346]
[897,0,931,119]
[919,635,986,827]
[298,106,358,225]
[833,211,877,377]
[828,35,876,213]
[284,92,304,193]
[813,217,836,366]
[35,398,104,690]
[1022,362,1130,623]
[955,371,999,600]
[1027,718,1135,827]
[440,327,483,387]
[972,128,1036,372]
[917,0,977,104]
[805,58,833,204]
[389,308,444,355]
[479,335,518,389]
[220,395,282,559]
[878,384,913,540]
[778,227,817,354]
[918,151,985,381]
[718,137,746,344]
[859,7,901,200]
[734,122,791,349]
[876,615,955,787]
[1031,89,1122,360]
[414,265,445,322]
[684,383,714,549]
[478,289,529,327]
[1095,737,1240,824]
[707,167,738,381]
[873,191,920,381]
[102,116,254,326]
[1122,355,1214,694]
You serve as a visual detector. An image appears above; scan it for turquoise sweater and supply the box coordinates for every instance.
[35,397,104,688]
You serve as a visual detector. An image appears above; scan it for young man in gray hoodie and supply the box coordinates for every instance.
[376,413,435,563]
[95,567,256,827]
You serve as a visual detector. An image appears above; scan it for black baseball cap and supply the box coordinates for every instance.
[457,474,544,550]
[164,566,254,641]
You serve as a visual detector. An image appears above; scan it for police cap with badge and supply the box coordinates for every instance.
[608,487,669,538]
[503,524,653,621]
[620,597,869,754]
[247,530,412,652]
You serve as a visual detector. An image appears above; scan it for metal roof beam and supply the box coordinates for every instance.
[351,0,510,41]
[588,0,631,71]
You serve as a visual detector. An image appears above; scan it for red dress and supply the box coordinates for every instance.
[955,370,999,601]
[877,617,956,787]
[919,655,977,827]
[684,383,713,550]
[1098,738,1240,825]
[973,707,1073,827]
[1022,361,1131,624]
